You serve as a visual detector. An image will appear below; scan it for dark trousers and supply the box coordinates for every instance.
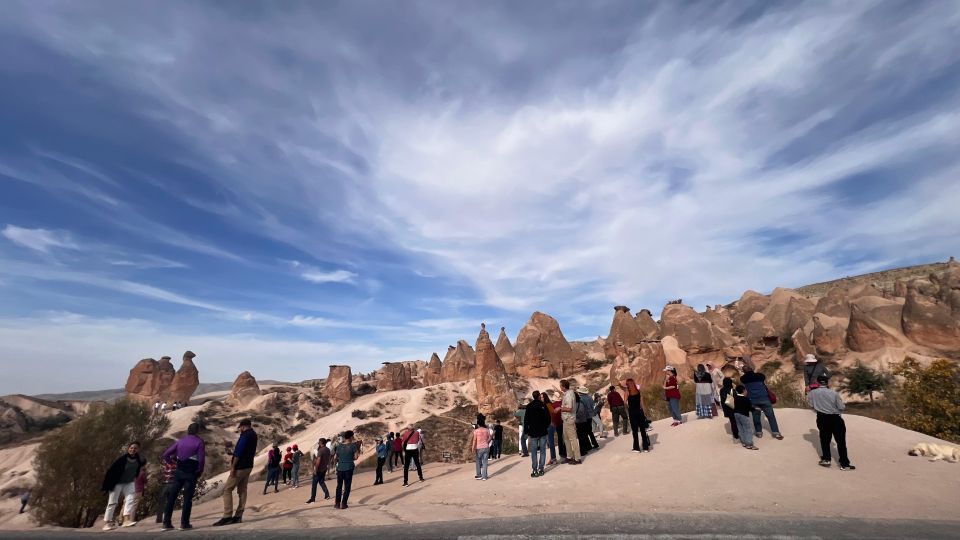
[392,449,402,468]
[309,471,329,501]
[555,423,567,458]
[375,457,385,484]
[156,483,175,522]
[335,469,353,506]
[722,405,739,439]
[263,466,280,493]
[282,468,291,484]
[629,408,651,450]
[611,406,629,435]
[403,450,423,484]
[163,462,198,527]
[385,449,394,472]
[817,413,850,466]
[576,421,592,455]
[490,439,502,459]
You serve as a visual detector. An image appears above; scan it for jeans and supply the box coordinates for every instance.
[528,435,547,472]
[668,398,682,422]
[403,450,423,484]
[291,462,301,487]
[629,408,651,450]
[335,469,353,506]
[164,461,198,527]
[475,448,489,479]
[735,413,754,446]
[750,399,780,435]
[386,449,394,472]
[263,466,280,493]
[546,425,557,460]
[156,483,175,522]
[592,415,605,436]
[611,406,629,435]
[375,457,385,484]
[562,417,581,461]
[104,481,137,524]
[221,468,251,518]
[309,471,329,501]
[817,413,850,466]
[519,427,528,455]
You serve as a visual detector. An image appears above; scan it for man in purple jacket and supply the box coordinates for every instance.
[160,422,206,531]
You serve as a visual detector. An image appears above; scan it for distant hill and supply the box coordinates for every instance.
[795,259,952,297]
[34,380,288,402]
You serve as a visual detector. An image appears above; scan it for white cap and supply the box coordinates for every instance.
[804,354,818,363]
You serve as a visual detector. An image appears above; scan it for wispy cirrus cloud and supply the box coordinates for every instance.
[2,224,77,253]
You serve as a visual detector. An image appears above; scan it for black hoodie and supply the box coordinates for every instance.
[101,453,145,492]
[522,400,551,438]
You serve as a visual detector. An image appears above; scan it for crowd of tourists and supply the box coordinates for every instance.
[152,401,187,414]
[95,352,853,531]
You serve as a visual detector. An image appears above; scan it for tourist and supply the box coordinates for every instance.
[559,380,582,464]
[401,425,425,486]
[491,421,503,459]
[374,437,387,485]
[263,444,282,494]
[305,437,331,503]
[470,418,492,480]
[624,378,651,452]
[741,365,783,440]
[663,366,683,425]
[282,447,294,485]
[213,418,258,526]
[514,401,528,457]
[332,430,359,509]
[576,386,599,453]
[392,432,403,469]
[551,391,567,462]
[708,362,725,398]
[155,458,176,524]
[154,401,160,414]
[694,364,715,419]
[733,385,759,450]
[160,401,167,414]
[592,392,607,438]
[803,354,831,392]
[809,375,855,470]
[290,444,303,488]
[540,392,558,464]
[385,432,395,473]
[18,490,29,514]
[607,385,628,436]
[100,441,146,531]
[160,422,205,531]
[719,377,739,442]
[524,390,551,477]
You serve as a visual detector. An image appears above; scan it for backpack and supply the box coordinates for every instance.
[574,393,591,423]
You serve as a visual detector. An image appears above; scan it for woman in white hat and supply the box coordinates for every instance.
[803,354,830,392]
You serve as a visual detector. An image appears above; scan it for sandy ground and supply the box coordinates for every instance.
[5,408,957,533]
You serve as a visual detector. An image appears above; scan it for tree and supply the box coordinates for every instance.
[31,399,169,528]
[839,361,890,403]
[891,358,960,444]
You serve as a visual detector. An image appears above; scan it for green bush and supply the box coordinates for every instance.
[778,336,795,355]
[766,373,807,408]
[31,400,169,528]
[641,382,696,421]
[891,359,960,443]
[839,361,891,403]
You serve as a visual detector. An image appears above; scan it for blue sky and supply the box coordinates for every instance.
[1,1,959,394]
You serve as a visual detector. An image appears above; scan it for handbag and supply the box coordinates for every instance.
[723,391,734,409]
[767,388,778,405]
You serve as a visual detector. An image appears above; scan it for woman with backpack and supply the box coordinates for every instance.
[401,426,425,487]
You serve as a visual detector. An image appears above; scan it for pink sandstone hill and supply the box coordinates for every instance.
[124,350,199,404]
[422,353,443,386]
[323,365,354,408]
[513,311,584,378]
[376,362,417,392]
[441,340,477,382]
[494,327,517,375]
[225,371,261,408]
[473,323,518,415]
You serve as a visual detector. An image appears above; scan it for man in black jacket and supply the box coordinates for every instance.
[213,419,258,526]
[523,391,552,477]
[100,442,145,530]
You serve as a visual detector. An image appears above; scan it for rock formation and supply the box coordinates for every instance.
[792,327,815,364]
[441,340,476,382]
[763,288,807,336]
[474,324,518,415]
[609,342,666,388]
[846,297,905,352]
[377,362,416,392]
[703,306,733,333]
[812,314,846,355]
[733,290,770,333]
[902,269,960,351]
[513,311,583,378]
[635,309,661,339]
[660,336,690,378]
[815,287,851,319]
[423,353,443,386]
[226,371,261,407]
[495,327,517,375]
[608,306,644,346]
[784,296,816,336]
[660,303,726,352]
[124,351,199,404]
[745,312,778,345]
[323,365,354,408]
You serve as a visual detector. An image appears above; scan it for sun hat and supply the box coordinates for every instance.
[804,354,818,363]
[663,366,674,372]
[576,386,589,394]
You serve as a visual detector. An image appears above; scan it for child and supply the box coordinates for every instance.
[733,384,759,450]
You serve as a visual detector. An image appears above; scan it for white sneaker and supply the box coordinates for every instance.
[102,522,117,531]
[121,520,138,528]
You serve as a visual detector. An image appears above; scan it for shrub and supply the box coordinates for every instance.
[355,383,376,396]
[839,361,891,403]
[640,382,696,421]
[286,424,307,436]
[760,360,782,377]
[891,359,960,443]
[31,400,170,528]
[778,336,795,355]
[765,373,806,409]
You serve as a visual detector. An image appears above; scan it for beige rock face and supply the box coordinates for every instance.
[815,286,851,319]
[745,312,778,345]
[733,290,770,333]
[660,303,723,352]
[227,371,261,407]
[377,362,416,392]
[792,327,815,365]
[441,340,477,383]
[494,327,517,375]
[661,336,689,377]
[785,296,816,336]
[323,365,354,408]
[513,311,583,378]
[610,342,666,388]
[423,353,444,387]
[635,309,661,340]
[608,306,644,346]
[902,275,960,351]
[124,351,199,404]
[846,297,905,352]
[812,314,846,355]
[703,306,733,334]
[763,288,807,336]
[474,324,518,415]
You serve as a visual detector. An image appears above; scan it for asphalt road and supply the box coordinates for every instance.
[2,512,958,539]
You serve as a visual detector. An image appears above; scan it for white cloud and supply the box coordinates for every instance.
[2,224,78,253]
[300,269,357,284]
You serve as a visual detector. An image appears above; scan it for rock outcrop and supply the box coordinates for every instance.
[609,342,666,388]
[124,351,199,404]
[660,303,726,352]
[608,306,644,346]
[733,290,770,333]
[660,336,690,378]
[784,296,816,336]
[226,371,261,407]
[441,340,477,382]
[745,312,778,345]
[812,314,846,355]
[635,309,661,339]
[902,275,960,351]
[513,312,583,378]
[815,287,851,319]
[474,324,518,415]
[846,297,905,352]
[423,353,443,386]
[377,362,416,392]
[323,365,354,408]
[763,288,808,336]
[703,305,733,333]
[495,327,517,375]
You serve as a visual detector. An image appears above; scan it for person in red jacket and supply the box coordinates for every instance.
[282,447,294,485]
[607,385,628,436]
[550,396,567,461]
[663,366,683,426]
